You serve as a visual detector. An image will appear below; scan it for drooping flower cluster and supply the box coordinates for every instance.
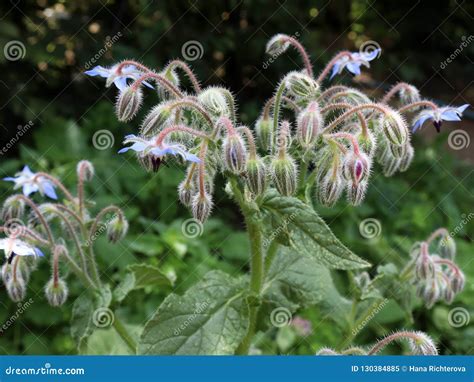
[1,161,128,305]
[85,35,469,222]
[406,228,465,308]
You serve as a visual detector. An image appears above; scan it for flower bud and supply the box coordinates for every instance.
[245,157,267,196]
[343,152,371,186]
[423,278,440,308]
[316,347,340,356]
[285,71,320,101]
[2,263,12,286]
[296,102,321,148]
[270,156,298,196]
[140,102,173,136]
[381,110,408,146]
[407,332,438,355]
[77,160,95,181]
[115,86,143,122]
[438,234,456,260]
[107,214,129,243]
[178,179,194,207]
[317,174,344,207]
[157,68,180,100]
[223,134,247,174]
[7,277,26,302]
[443,285,455,304]
[198,87,229,118]
[45,278,69,307]
[138,154,162,173]
[379,146,401,177]
[255,117,273,152]
[346,181,368,206]
[266,34,290,55]
[450,271,465,294]
[2,196,25,221]
[191,192,213,223]
[415,253,435,280]
[357,130,377,157]
[399,84,421,105]
[389,142,405,158]
[399,143,414,172]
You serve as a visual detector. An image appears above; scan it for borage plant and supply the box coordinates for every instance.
[4,34,469,355]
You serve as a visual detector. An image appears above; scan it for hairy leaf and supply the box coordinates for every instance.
[70,294,95,352]
[138,270,249,355]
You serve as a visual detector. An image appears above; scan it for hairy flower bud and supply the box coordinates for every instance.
[343,152,371,186]
[178,179,194,207]
[347,181,368,206]
[140,102,173,136]
[270,156,298,196]
[285,71,320,101]
[45,278,68,307]
[223,134,247,174]
[296,102,322,148]
[2,263,12,286]
[7,277,26,302]
[399,143,414,172]
[316,347,340,356]
[381,110,408,146]
[107,214,129,243]
[415,252,435,280]
[407,332,438,355]
[157,68,180,100]
[318,174,344,207]
[438,234,456,260]
[198,87,229,118]
[245,157,267,196]
[357,130,377,157]
[115,86,143,122]
[255,117,273,152]
[191,192,213,223]
[399,84,421,105]
[266,34,290,55]
[423,278,440,308]
[77,160,95,181]
[450,271,465,294]
[443,285,455,304]
[2,195,25,220]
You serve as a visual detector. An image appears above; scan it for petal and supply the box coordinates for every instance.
[329,62,340,80]
[412,114,432,132]
[185,153,201,163]
[23,183,38,196]
[42,182,58,200]
[362,48,381,61]
[142,80,154,89]
[84,66,110,78]
[13,241,35,257]
[456,104,469,113]
[441,110,461,122]
[346,62,361,75]
[114,77,128,91]
[118,141,148,154]
[3,177,16,182]
[34,248,45,257]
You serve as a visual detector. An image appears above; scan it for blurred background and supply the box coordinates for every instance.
[0,0,472,355]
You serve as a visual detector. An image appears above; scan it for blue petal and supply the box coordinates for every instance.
[143,81,154,89]
[22,165,34,176]
[329,63,340,80]
[346,62,362,76]
[118,141,148,154]
[412,114,432,132]
[84,66,109,78]
[23,183,38,196]
[42,182,58,200]
[185,153,201,163]
[34,248,45,257]
[3,177,15,182]
[114,77,128,91]
[363,48,381,61]
[441,110,461,122]
[456,104,470,113]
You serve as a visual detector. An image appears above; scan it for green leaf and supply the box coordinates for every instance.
[128,263,175,289]
[127,234,164,256]
[113,273,136,303]
[261,190,370,269]
[138,270,249,355]
[70,294,95,352]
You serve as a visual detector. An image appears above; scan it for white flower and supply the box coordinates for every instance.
[4,166,57,199]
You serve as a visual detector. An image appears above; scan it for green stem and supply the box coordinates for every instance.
[112,314,137,353]
[264,239,279,273]
[272,81,286,148]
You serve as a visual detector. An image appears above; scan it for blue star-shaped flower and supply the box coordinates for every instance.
[4,166,57,199]
[330,49,381,80]
[118,135,201,165]
[84,64,153,91]
[412,104,470,133]
[0,238,44,264]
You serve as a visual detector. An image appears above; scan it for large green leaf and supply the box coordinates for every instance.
[138,270,249,355]
[128,264,175,289]
[261,190,370,269]
[70,294,95,352]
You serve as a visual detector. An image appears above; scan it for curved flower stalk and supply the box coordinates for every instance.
[1,161,134,351]
[85,35,469,355]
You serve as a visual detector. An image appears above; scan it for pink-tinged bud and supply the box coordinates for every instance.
[107,214,129,243]
[438,234,456,260]
[2,195,25,221]
[443,285,455,304]
[343,152,371,186]
[399,143,414,172]
[296,102,321,148]
[245,157,267,196]
[399,84,421,105]
[270,156,298,196]
[266,34,290,55]
[255,117,273,152]
[423,278,440,308]
[346,180,368,206]
[415,250,435,280]
[7,277,26,302]
[450,271,465,293]
[317,174,344,207]
[381,110,409,146]
[115,86,143,122]
[407,332,438,355]
[191,192,213,223]
[140,102,173,136]
[77,160,95,181]
[223,134,248,174]
[285,71,320,101]
[45,278,69,307]
[178,180,194,207]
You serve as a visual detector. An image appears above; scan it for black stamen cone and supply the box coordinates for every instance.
[433,120,442,133]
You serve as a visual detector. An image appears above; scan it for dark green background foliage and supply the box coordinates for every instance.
[0,0,473,355]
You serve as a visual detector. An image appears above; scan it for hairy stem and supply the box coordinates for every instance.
[317,51,352,83]
[112,313,137,353]
[166,59,201,93]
